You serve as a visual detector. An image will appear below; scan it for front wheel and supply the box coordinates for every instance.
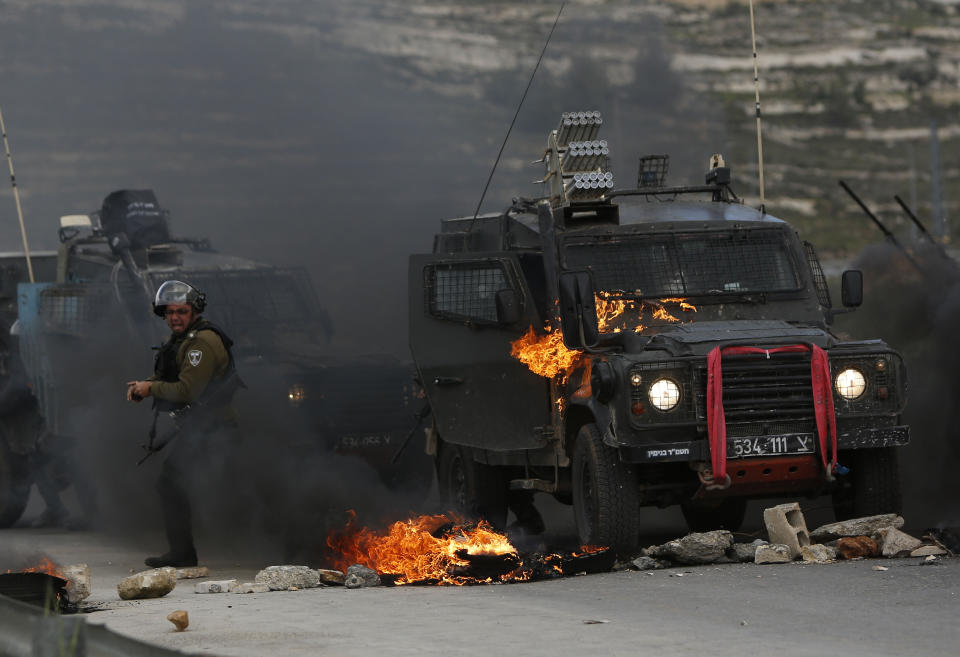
[572,423,640,556]
[832,448,902,520]
[437,442,508,529]
[0,441,31,528]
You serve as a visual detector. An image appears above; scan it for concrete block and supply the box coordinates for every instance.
[755,543,793,564]
[231,582,270,594]
[763,502,810,559]
[194,579,239,594]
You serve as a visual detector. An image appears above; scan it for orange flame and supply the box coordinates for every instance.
[510,326,582,380]
[9,556,64,578]
[327,512,519,585]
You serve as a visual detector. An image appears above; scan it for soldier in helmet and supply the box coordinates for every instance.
[126,280,242,568]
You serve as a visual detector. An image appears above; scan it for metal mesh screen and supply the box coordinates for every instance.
[564,229,799,297]
[803,241,832,308]
[426,262,507,323]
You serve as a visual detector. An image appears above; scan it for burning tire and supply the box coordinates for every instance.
[680,498,747,532]
[0,440,30,528]
[572,423,640,555]
[437,442,508,529]
[832,447,902,520]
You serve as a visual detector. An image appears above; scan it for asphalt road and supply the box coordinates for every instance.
[1,524,957,657]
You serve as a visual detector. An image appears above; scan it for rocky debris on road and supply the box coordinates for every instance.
[926,527,960,554]
[231,582,270,594]
[649,530,734,565]
[117,567,177,600]
[763,503,811,559]
[254,565,321,591]
[62,563,91,604]
[344,564,381,589]
[810,514,904,542]
[800,544,837,563]
[316,569,346,585]
[194,579,240,594]
[836,536,880,559]
[910,545,947,557]
[176,566,210,580]
[631,556,669,570]
[726,540,765,563]
[167,610,189,631]
[877,527,923,557]
[755,544,792,564]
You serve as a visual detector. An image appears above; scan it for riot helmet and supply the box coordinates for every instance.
[153,280,207,317]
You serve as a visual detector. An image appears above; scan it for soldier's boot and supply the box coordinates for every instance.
[145,485,198,568]
[507,490,545,536]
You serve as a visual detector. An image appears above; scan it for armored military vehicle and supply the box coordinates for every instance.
[409,112,908,553]
[0,190,427,527]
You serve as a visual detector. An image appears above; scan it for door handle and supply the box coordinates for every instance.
[433,376,464,386]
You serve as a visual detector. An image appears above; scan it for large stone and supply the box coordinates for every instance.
[117,567,177,600]
[62,563,91,604]
[910,545,948,557]
[650,531,734,565]
[877,528,923,557]
[800,544,837,563]
[344,564,380,588]
[254,565,321,591]
[176,566,210,580]
[755,543,793,564]
[631,556,669,571]
[836,536,880,559]
[763,503,811,559]
[316,569,346,585]
[726,543,759,563]
[810,514,904,542]
[194,579,239,594]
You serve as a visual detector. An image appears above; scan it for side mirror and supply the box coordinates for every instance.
[558,270,600,350]
[495,288,521,325]
[841,270,863,308]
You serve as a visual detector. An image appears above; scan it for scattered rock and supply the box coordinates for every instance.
[167,610,189,631]
[810,514,904,543]
[920,555,941,566]
[194,579,239,594]
[631,556,668,571]
[800,544,837,563]
[910,545,947,558]
[872,565,889,571]
[117,567,177,600]
[231,582,270,594]
[176,566,210,580]
[254,565,321,591]
[344,564,380,588]
[316,569,346,585]
[763,502,811,559]
[755,543,793,564]
[836,536,880,559]
[650,530,734,565]
[61,563,91,604]
[877,527,923,557]
[727,543,758,563]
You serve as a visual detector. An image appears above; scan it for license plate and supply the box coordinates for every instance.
[727,434,816,459]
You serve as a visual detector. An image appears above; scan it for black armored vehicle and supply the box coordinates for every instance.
[0,190,426,527]
[409,112,908,553]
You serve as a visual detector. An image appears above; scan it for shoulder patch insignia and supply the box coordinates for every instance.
[187,349,203,367]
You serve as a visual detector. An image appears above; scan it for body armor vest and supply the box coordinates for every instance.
[153,319,241,411]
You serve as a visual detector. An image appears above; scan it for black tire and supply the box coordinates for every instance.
[832,448,902,521]
[0,442,31,528]
[680,498,747,532]
[437,442,508,529]
[572,423,640,555]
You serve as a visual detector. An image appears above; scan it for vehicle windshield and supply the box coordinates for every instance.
[562,228,800,297]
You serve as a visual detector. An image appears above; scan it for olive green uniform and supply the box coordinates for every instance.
[150,317,240,564]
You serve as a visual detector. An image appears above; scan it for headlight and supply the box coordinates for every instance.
[288,383,306,406]
[648,378,681,411]
[835,369,866,400]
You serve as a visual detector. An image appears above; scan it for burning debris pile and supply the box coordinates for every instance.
[325,511,611,585]
[0,556,90,608]
[510,296,696,380]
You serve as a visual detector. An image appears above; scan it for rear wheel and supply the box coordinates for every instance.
[832,448,902,520]
[0,441,31,528]
[681,498,747,532]
[437,442,508,529]
[572,423,640,555]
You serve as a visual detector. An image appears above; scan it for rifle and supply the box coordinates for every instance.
[137,405,192,466]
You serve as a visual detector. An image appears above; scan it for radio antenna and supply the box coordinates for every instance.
[469,2,564,231]
[748,0,766,211]
[0,106,34,282]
